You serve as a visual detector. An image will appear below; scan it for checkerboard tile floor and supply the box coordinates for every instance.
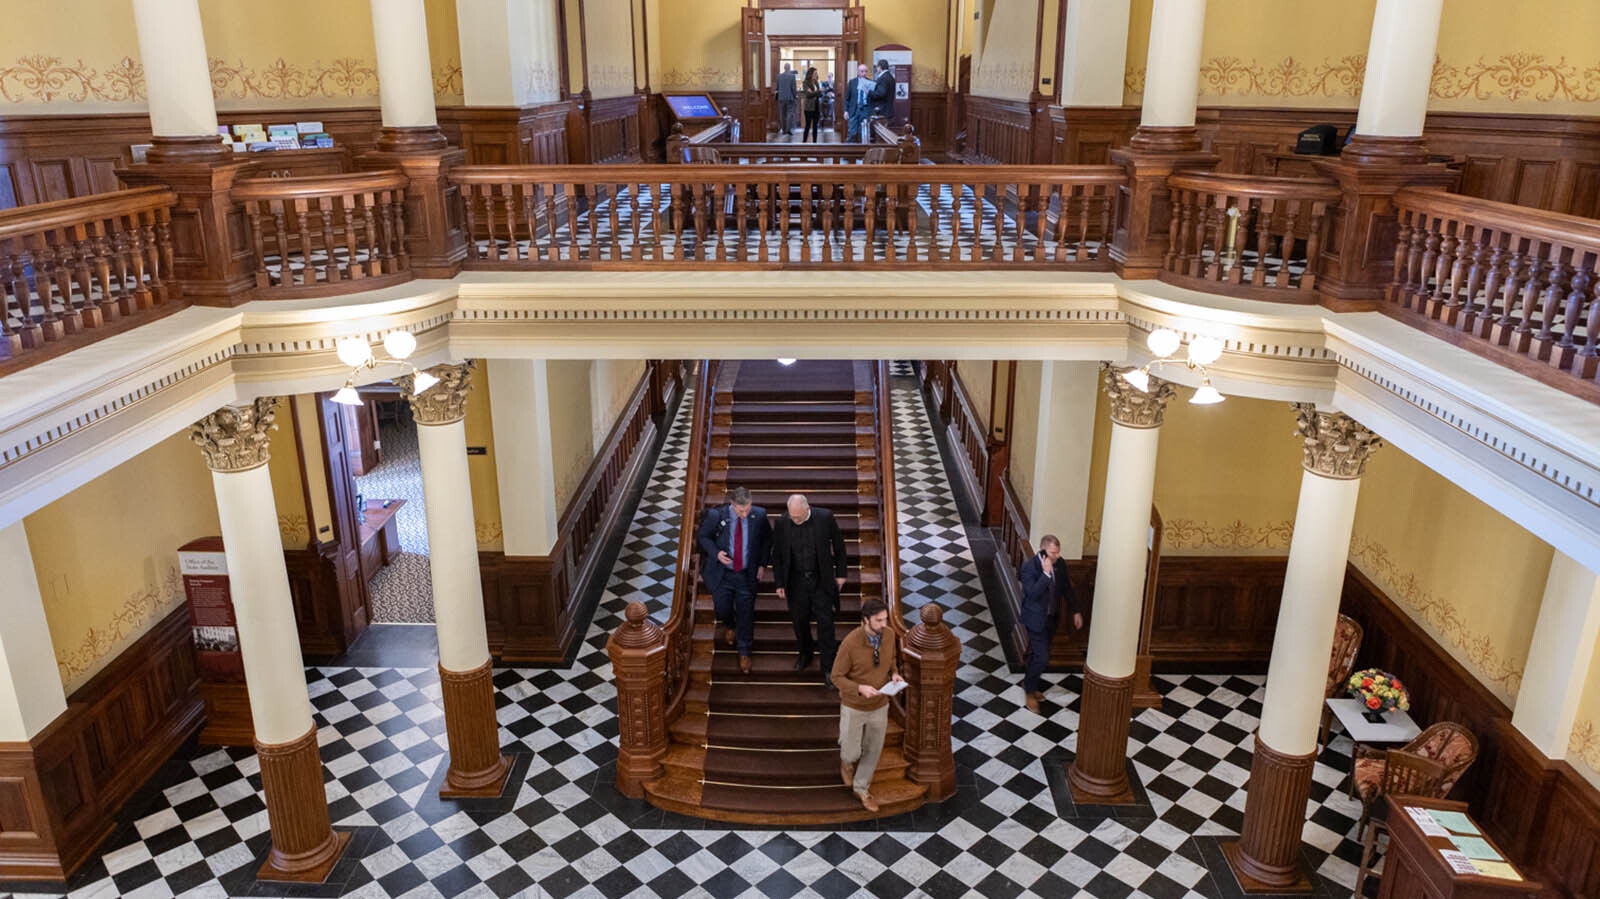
[3,371,1383,899]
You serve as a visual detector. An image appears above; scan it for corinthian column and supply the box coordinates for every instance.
[1068,364,1174,804]
[1224,405,1382,891]
[399,363,511,797]
[191,399,350,882]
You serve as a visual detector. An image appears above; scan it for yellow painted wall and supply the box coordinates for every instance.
[970,0,1037,100]
[595,359,645,445]
[1349,444,1551,707]
[265,399,310,548]
[867,0,956,91]
[954,360,994,431]
[1007,361,1041,516]
[465,363,504,551]
[546,360,596,516]
[1120,0,1600,114]
[1082,390,1301,557]
[426,0,463,105]
[586,0,638,98]
[1570,630,1600,789]
[23,431,219,693]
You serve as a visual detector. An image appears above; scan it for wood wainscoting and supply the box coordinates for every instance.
[1339,567,1600,898]
[481,366,678,663]
[942,366,990,518]
[438,103,573,165]
[0,606,202,881]
[959,96,1039,164]
[582,95,644,165]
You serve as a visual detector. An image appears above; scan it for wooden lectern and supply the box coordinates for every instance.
[1376,797,1540,899]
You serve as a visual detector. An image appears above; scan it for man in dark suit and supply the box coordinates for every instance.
[697,486,772,674]
[844,63,873,143]
[869,59,896,122]
[1018,534,1084,714]
[772,493,848,684]
[775,63,798,137]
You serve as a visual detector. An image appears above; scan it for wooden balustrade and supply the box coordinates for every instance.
[1162,172,1341,302]
[1391,187,1600,388]
[0,187,177,364]
[874,360,904,629]
[451,164,1122,269]
[662,360,717,725]
[233,170,412,297]
[667,143,912,165]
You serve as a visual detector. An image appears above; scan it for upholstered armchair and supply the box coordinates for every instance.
[1349,720,1479,833]
[1317,614,1364,751]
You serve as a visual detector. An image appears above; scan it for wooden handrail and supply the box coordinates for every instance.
[1168,171,1341,203]
[1390,187,1600,388]
[1,186,178,365]
[450,163,1119,184]
[233,169,409,201]
[234,170,412,297]
[875,360,905,635]
[662,359,718,724]
[1161,171,1341,301]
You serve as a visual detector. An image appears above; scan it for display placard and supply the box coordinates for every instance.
[178,537,244,680]
[664,92,723,121]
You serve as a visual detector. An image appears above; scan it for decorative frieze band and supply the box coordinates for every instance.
[399,362,474,426]
[1100,362,1176,429]
[1292,403,1383,479]
[190,397,279,473]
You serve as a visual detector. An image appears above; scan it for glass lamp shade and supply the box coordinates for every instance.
[382,330,417,360]
[335,337,374,368]
[1188,335,1224,366]
[1147,328,1182,358]
[1122,367,1151,393]
[411,369,440,395]
[1190,384,1225,405]
[777,358,797,366]
[331,383,363,406]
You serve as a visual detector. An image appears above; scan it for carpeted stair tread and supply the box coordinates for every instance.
[705,711,841,746]
[713,422,867,444]
[717,444,871,465]
[701,745,909,784]
[695,620,857,648]
[720,466,865,487]
[707,681,839,714]
[697,779,927,819]
[726,401,859,422]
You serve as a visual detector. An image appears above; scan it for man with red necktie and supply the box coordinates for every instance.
[696,486,772,674]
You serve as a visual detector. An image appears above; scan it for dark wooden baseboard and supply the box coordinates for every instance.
[483,368,679,664]
[0,605,202,881]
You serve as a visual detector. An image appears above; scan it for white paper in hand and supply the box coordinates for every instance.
[878,680,906,697]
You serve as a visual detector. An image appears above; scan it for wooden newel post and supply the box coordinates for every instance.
[607,601,669,798]
[901,603,961,801]
[665,123,688,164]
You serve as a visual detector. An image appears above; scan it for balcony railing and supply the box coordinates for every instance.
[1161,172,1341,302]
[449,164,1123,269]
[1,186,177,364]
[234,170,412,298]
[1391,187,1600,386]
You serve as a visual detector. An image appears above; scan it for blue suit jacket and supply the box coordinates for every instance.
[1018,553,1079,632]
[697,505,771,592]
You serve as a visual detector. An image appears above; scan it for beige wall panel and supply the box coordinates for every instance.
[954,360,994,431]
[970,0,1037,100]
[265,398,309,548]
[545,359,595,516]
[464,362,504,551]
[586,0,637,98]
[1008,360,1041,516]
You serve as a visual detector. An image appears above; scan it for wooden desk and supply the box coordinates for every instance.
[358,499,405,581]
[1377,797,1539,899]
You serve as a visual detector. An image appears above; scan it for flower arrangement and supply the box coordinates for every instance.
[1348,668,1410,720]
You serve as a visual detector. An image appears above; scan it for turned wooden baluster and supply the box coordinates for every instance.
[1097,187,1113,261]
[1438,222,1476,324]
[62,223,103,329]
[318,199,340,283]
[87,220,118,321]
[389,190,409,270]
[461,186,482,260]
[1426,223,1460,317]
[138,210,167,302]
[8,248,45,349]
[1573,259,1600,380]
[375,192,397,273]
[1550,263,1592,370]
[1389,210,1415,304]
[1531,248,1572,361]
[1469,236,1507,338]
[1401,214,1430,308]
[507,186,527,262]
[1414,223,1442,310]
[287,199,313,286]
[108,227,135,314]
[1187,191,1209,277]
[46,232,85,333]
[1164,189,1189,275]
[29,237,68,340]
[1456,226,1492,330]
[1277,203,1300,289]
[1490,238,1531,346]
[628,182,643,262]
[1506,246,1551,353]
[0,248,20,358]
[155,207,175,299]
[339,195,362,279]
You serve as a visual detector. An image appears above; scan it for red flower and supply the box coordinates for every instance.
[1366,696,1382,709]
[1361,678,1374,689]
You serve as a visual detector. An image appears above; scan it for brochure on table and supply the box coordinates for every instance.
[1404,806,1521,881]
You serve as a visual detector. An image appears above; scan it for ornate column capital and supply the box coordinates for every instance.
[1292,404,1383,479]
[400,362,474,426]
[1100,362,1176,429]
[190,397,279,473]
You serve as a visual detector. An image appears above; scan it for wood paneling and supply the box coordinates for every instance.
[584,95,644,165]
[0,606,202,880]
[960,96,1037,164]
[905,93,949,155]
[438,102,574,165]
[483,367,672,662]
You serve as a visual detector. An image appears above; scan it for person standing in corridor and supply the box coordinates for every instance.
[776,62,798,138]
[1018,534,1083,713]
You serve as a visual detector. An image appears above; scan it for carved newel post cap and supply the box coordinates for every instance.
[919,604,943,627]
[626,602,647,624]
[609,601,666,652]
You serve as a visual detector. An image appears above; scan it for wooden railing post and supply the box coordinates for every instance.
[116,161,257,305]
[900,603,960,802]
[1311,155,1456,311]
[1109,141,1219,279]
[606,601,668,798]
[356,147,467,278]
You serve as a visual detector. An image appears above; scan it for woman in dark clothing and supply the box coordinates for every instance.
[801,67,822,142]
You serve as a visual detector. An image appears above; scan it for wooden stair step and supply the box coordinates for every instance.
[713,422,867,444]
[701,744,909,786]
[697,778,927,821]
[705,711,842,747]
[694,620,858,649]
[707,681,839,714]
[717,445,872,465]
[726,401,859,421]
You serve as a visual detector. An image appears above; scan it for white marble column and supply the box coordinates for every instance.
[370,0,446,149]
[1353,0,1444,140]
[1059,0,1132,107]
[487,358,561,556]
[1068,364,1174,803]
[0,522,68,742]
[130,0,229,162]
[1029,361,1101,559]
[1511,552,1600,758]
[1134,0,1206,142]
[401,362,511,796]
[191,399,348,880]
[1226,405,1383,890]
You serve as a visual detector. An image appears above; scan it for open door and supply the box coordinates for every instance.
[317,393,373,643]
[739,6,768,140]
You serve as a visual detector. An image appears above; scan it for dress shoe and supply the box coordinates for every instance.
[821,673,833,688]
[719,626,735,647]
[793,653,813,671]
[855,789,880,813]
[738,655,753,675]
[841,759,856,788]
[1024,693,1041,714]
[1028,691,1045,703]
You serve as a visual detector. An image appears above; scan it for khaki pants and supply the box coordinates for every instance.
[838,704,888,794]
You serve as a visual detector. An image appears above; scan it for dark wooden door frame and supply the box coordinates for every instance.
[768,34,848,132]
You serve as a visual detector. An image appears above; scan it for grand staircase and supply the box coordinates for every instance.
[642,360,929,823]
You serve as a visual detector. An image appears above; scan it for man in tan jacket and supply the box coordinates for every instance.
[830,598,904,812]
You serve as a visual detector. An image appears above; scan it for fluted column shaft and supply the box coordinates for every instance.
[402,362,510,797]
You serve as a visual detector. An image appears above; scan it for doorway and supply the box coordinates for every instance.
[770,36,846,139]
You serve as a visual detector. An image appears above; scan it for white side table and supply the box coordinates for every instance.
[1326,698,1422,745]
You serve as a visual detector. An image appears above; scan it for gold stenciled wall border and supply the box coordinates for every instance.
[0,54,472,105]
[1081,518,1295,554]
[55,565,183,689]
[1570,720,1600,782]
[661,67,739,90]
[1123,53,1600,103]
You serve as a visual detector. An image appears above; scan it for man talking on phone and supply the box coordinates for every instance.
[1018,534,1083,714]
